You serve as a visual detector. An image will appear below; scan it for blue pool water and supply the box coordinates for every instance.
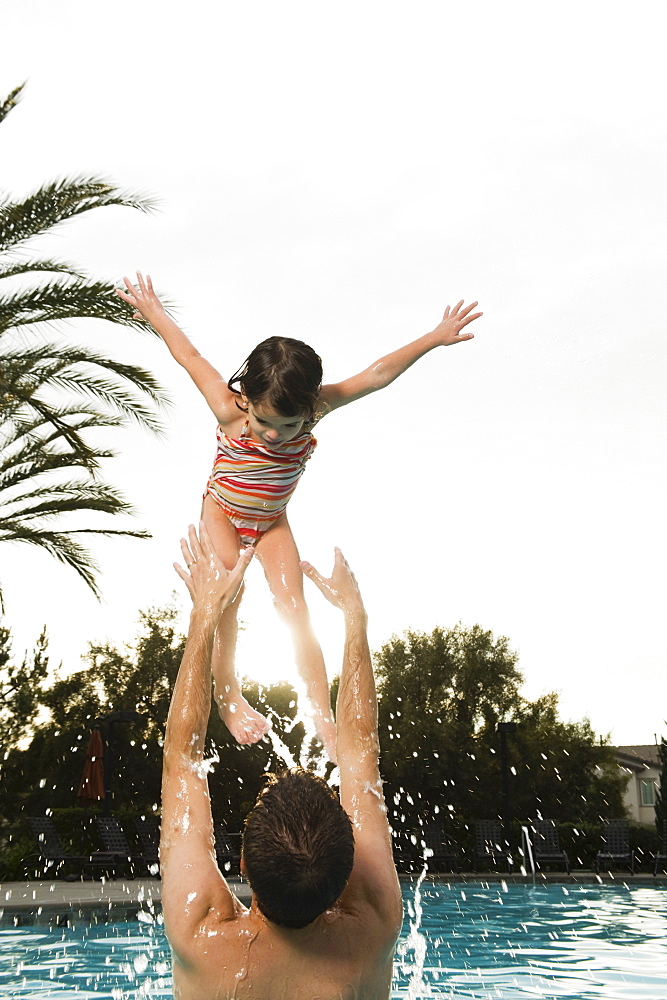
[1,882,666,998]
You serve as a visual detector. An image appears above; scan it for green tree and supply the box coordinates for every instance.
[375,624,624,857]
[375,623,522,831]
[0,623,49,750]
[0,602,309,839]
[507,693,624,823]
[0,605,186,825]
[0,83,169,599]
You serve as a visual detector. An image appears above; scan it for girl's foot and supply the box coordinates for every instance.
[216,689,271,745]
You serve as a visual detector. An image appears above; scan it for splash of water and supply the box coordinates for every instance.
[265,700,330,779]
[266,724,298,768]
[190,749,220,780]
[395,854,430,1000]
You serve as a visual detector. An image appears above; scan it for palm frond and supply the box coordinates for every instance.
[0,401,125,449]
[0,452,115,495]
[0,84,25,126]
[0,176,155,252]
[0,392,107,466]
[1,404,125,442]
[0,482,139,523]
[1,408,123,455]
[1,342,170,439]
[0,93,165,603]
[0,445,102,490]
[2,340,169,403]
[47,372,168,432]
[0,526,150,600]
[0,431,119,493]
[0,277,161,336]
[0,258,86,281]
[0,415,151,599]
[7,369,167,436]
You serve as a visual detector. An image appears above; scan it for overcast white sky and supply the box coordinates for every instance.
[1,1,665,746]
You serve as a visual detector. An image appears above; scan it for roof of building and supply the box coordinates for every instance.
[613,745,662,770]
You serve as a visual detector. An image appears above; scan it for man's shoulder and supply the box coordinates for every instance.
[338,860,403,934]
[167,894,249,963]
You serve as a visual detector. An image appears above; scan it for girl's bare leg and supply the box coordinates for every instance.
[202,495,270,745]
[255,515,337,763]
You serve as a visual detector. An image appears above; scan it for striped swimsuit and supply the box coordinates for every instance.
[206,422,317,544]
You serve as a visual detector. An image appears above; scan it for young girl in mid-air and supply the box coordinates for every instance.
[117,273,481,761]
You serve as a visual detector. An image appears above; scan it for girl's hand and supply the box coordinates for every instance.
[431,300,482,346]
[115,271,166,322]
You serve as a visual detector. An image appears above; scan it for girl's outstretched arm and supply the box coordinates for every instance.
[116,272,233,421]
[320,299,482,412]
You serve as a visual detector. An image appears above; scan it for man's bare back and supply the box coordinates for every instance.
[160,528,402,1000]
[170,900,396,999]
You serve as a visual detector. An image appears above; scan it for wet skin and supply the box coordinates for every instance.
[116,271,481,760]
[162,532,402,1000]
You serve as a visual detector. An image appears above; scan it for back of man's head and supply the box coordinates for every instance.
[242,767,354,929]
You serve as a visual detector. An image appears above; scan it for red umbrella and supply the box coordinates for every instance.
[78,727,106,802]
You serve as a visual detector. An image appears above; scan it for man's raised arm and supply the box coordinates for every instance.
[160,524,253,961]
[301,550,402,924]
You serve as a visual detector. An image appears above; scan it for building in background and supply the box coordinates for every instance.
[613,745,662,824]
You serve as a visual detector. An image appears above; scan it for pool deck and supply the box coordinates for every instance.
[1,871,665,915]
[0,878,250,913]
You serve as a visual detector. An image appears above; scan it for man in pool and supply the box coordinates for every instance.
[160,522,403,1000]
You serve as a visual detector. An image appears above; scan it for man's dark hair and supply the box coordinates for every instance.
[228,336,323,422]
[242,768,354,929]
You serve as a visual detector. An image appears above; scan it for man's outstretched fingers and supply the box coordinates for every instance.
[173,560,195,599]
[187,523,203,562]
[179,534,194,568]
[223,546,254,601]
[300,559,328,594]
[173,560,188,583]
[198,520,221,563]
[233,546,254,578]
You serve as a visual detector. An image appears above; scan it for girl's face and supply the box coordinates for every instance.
[245,398,306,446]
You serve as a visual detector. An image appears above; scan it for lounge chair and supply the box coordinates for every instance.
[23,816,110,880]
[423,824,461,872]
[654,821,667,876]
[95,816,147,877]
[530,819,570,874]
[473,820,513,873]
[214,823,241,874]
[595,818,635,874]
[133,815,161,874]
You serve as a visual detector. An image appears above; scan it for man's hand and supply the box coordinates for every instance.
[301,548,365,619]
[116,271,167,324]
[175,521,253,613]
[304,548,402,929]
[430,300,482,346]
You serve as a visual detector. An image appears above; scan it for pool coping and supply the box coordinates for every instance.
[0,878,250,914]
[1,871,665,913]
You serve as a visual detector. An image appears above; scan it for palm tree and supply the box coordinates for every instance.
[0,83,170,601]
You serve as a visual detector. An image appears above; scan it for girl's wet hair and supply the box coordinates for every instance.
[228,336,323,423]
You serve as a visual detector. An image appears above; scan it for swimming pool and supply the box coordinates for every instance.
[1,882,666,998]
